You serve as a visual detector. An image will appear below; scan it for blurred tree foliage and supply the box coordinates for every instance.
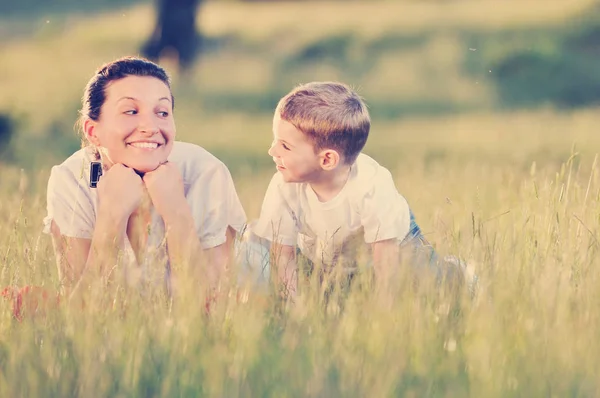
[490,11,600,109]
[0,0,143,17]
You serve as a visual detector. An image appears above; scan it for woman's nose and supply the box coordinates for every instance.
[139,114,159,135]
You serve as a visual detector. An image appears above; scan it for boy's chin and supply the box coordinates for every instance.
[277,171,291,181]
[279,173,302,183]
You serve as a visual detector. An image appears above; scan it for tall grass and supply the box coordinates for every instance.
[1,146,600,396]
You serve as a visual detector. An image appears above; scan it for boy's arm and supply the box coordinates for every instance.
[371,238,399,290]
[361,168,412,290]
[252,173,299,297]
[271,242,298,298]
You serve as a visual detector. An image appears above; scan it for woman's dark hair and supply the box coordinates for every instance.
[77,56,174,145]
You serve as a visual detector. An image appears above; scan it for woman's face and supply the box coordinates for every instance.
[86,75,175,173]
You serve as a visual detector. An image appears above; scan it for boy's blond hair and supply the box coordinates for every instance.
[276,82,370,164]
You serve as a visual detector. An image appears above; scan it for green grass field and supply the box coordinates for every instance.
[1,1,600,396]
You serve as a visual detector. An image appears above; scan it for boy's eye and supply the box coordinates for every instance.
[282,143,290,150]
[157,111,169,117]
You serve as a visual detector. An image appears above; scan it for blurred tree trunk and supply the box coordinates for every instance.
[0,113,14,162]
[142,0,202,71]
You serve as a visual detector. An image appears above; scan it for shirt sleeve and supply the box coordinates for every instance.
[360,169,411,244]
[251,173,298,246]
[187,162,247,249]
[43,165,95,239]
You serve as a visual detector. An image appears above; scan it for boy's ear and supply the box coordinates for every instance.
[318,149,341,171]
[83,118,101,146]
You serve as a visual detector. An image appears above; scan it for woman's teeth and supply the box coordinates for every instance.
[129,142,159,149]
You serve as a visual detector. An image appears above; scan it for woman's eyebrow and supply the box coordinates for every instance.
[116,96,171,103]
[117,96,138,103]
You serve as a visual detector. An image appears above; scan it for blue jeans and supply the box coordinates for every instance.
[403,211,472,289]
[401,210,438,263]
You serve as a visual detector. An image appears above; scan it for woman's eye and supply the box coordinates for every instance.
[282,143,290,150]
[124,110,137,115]
[157,111,169,117]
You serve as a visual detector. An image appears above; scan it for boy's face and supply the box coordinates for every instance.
[269,115,323,183]
[86,75,176,173]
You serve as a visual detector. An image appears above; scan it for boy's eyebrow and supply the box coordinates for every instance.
[280,139,294,148]
[273,132,295,147]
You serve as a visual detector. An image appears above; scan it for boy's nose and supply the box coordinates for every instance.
[268,142,276,157]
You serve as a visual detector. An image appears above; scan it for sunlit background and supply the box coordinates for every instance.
[2,0,600,396]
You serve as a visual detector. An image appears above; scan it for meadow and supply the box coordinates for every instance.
[1,0,600,396]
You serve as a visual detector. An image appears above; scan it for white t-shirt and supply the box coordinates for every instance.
[252,153,411,268]
[44,141,247,284]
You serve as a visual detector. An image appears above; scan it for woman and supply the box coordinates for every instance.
[44,57,246,299]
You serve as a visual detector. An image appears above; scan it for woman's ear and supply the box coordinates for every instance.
[83,118,101,146]
[318,149,341,171]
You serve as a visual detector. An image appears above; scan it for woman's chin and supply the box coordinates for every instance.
[127,161,162,174]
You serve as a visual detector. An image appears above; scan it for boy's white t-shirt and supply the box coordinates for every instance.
[252,153,411,268]
[44,141,247,284]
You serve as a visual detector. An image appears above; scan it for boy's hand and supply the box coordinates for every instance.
[272,243,298,300]
[372,239,400,291]
[143,162,188,221]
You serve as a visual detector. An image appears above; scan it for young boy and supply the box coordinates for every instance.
[248,82,454,295]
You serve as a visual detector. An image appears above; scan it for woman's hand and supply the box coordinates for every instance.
[97,164,145,221]
[143,162,188,221]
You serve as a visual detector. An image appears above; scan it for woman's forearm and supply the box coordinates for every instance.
[161,204,201,267]
[160,204,211,296]
[89,213,128,275]
[162,206,235,294]
[70,209,128,299]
